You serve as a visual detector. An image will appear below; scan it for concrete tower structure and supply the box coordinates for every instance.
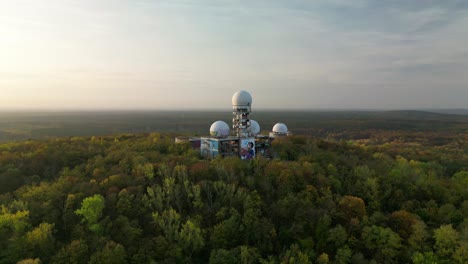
[231,90,252,138]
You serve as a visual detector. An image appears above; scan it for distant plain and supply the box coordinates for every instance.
[0,110,467,142]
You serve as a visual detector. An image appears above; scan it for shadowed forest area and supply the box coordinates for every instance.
[0,111,467,263]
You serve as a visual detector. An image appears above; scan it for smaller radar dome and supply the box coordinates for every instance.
[210,121,230,137]
[250,120,260,135]
[272,123,288,134]
[232,90,252,106]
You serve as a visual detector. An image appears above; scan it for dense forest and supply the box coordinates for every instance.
[0,131,467,263]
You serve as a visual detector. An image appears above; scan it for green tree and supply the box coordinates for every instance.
[177,220,205,256]
[361,225,402,263]
[327,225,348,249]
[453,241,467,264]
[282,244,312,264]
[16,259,41,264]
[210,209,242,249]
[0,206,30,243]
[116,189,136,218]
[75,194,105,234]
[50,240,88,264]
[335,246,352,264]
[88,241,126,264]
[0,206,31,263]
[437,204,457,224]
[209,249,237,264]
[408,220,429,253]
[133,163,154,180]
[433,224,459,260]
[411,251,439,264]
[316,253,329,264]
[24,223,55,262]
[108,216,142,249]
[153,209,181,241]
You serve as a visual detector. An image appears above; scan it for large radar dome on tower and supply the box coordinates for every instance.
[210,121,230,138]
[249,120,260,135]
[232,90,252,107]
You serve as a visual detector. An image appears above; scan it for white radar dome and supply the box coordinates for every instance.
[210,121,230,137]
[232,90,252,106]
[250,120,260,135]
[272,123,288,134]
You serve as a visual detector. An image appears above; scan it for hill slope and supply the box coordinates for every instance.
[0,133,466,263]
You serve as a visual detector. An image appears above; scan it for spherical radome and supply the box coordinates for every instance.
[210,121,230,137]
[250,120,260,135]
[232,90,252,106]
[272,123,288,134]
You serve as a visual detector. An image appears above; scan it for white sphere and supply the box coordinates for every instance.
[272,123,288,134]
[210,121,230,137]
[250,120,260,135]
[232,90,252,106]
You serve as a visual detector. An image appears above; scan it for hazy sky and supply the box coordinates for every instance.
[1,0,467,110]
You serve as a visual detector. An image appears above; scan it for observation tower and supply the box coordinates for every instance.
[232,90,252,138]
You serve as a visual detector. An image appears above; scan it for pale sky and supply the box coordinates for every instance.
[1,0,467,110]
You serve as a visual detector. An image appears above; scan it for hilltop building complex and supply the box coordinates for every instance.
[176,90,291,159]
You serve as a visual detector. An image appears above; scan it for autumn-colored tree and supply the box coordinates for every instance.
[388,210,418,239]
[338,196,367,222]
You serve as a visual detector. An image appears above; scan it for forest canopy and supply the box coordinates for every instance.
[0,132,466,263]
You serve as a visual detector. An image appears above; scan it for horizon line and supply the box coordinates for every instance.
[0,107,467,112]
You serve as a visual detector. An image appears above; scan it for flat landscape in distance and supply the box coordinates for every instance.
[1,110,467,142]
